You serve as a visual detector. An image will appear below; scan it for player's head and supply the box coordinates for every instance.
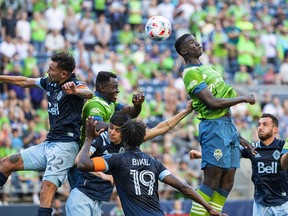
[48,51,76,83]
[174,34,202,59]
[120,120,146,148]
[108,111,130,144]
[51,51,76,75]
[258,113,278,141]
[95,71,119,102]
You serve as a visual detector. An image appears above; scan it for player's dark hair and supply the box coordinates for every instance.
[120,120,146,147]
[95,71,117,90]
[174,33,191,55]
[261,113,278,127]
[110,111,130,127]
[51,51,76,74]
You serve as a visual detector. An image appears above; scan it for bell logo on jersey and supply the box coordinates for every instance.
[258,162,277,174]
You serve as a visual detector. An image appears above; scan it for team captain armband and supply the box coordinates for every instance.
[91,157,106,172]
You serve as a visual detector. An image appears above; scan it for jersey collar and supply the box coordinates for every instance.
[184,63,203,69]
[94,91,111,104]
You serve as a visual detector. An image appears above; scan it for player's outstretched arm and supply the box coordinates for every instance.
[196,88,255,109]
[144,100,193,142]
[163,175,228,216]
[0,75,38,88]
[122,92,145,118]
[78,117,105,172]
[239,135,257,155]
[281,153,288,170]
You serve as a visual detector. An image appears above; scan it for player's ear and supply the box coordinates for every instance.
[180,48,187,55]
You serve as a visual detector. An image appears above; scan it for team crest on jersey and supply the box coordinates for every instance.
[273,150,281,160]
[214,149,222,161]
[119,147,125,153]
[103,154,112,159]
[91,108,101,114]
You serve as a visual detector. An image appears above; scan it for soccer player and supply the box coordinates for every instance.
[66,100,193,216]
[77,117,227,216]
[0,51,93,216]
[68,71,145,188]
[174,34,256,215]
[190,113,288,215]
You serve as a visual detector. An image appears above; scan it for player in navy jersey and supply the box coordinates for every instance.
[66,101,194,216]
[77,117,227,216]
[190,113,288,215]
[0,51,93,216]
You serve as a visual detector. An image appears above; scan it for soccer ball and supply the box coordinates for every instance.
[145,16,172,41]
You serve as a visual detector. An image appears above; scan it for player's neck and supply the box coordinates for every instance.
[261,137,275,146]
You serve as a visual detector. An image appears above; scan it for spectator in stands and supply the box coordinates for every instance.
[15,10,31,43]
[44,0,65,32]
[0,51,93,216]
[1,7,17,39]
[30,11,47,54]
[278,55,288,85]
[234,65,253,85]
[63,7,80,46]
[45,29,65,53]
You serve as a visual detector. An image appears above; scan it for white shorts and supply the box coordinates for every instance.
[253,201,288,216]
[20,141,79,187]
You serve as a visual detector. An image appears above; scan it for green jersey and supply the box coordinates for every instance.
[80,93,124,145]
[183,64,237,119]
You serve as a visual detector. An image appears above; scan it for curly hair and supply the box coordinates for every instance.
[120,120,146,147]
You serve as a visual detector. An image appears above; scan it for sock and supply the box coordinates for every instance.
[206,187,229,215]
[0,172,8,187]
[190,184,214,216]
[37,207,52,216]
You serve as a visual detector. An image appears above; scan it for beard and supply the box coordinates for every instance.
[258,131,273,141]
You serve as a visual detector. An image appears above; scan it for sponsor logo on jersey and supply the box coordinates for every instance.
[258,162,278,174]
[214,149,222,161]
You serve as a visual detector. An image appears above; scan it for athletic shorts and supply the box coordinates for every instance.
[20,141,79,187]
[65,187,102,216]
[253,201,288,216]
[199,116,241,169]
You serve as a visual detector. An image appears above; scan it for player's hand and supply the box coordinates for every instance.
[244,94,255,105]
[86,117,105,139]
[240,136,257,156]
[132,93,145,105]
[62,81,77,95]
[186,100,193,113]
[101,173,114,185]
[189,150,202,160]
[209,209,229,216]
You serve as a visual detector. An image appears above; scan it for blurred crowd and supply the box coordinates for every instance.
[0,0,288,208]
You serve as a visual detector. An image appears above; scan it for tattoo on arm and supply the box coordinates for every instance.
[9,154,21,164]
[76,89,93,99]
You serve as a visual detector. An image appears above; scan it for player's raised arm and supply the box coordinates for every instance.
[144,100,193,141]
[122,92,145,118]
[78,117,105,171]
[196,88,255,110]
[0,75,38,88]
[62,81,93,99]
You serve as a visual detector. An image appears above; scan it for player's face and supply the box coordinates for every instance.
[108,123,122,144]
[258,117,276,141]
[183,35,203,57]
[47,61,66,83]
[102,78,120,102]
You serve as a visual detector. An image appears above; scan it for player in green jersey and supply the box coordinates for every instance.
[175,34,255,215]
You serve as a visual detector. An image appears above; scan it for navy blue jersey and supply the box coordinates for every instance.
[36,74,84,143]
[241,139,288,206]
[103,148,171,216]
[76,131,125,201]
